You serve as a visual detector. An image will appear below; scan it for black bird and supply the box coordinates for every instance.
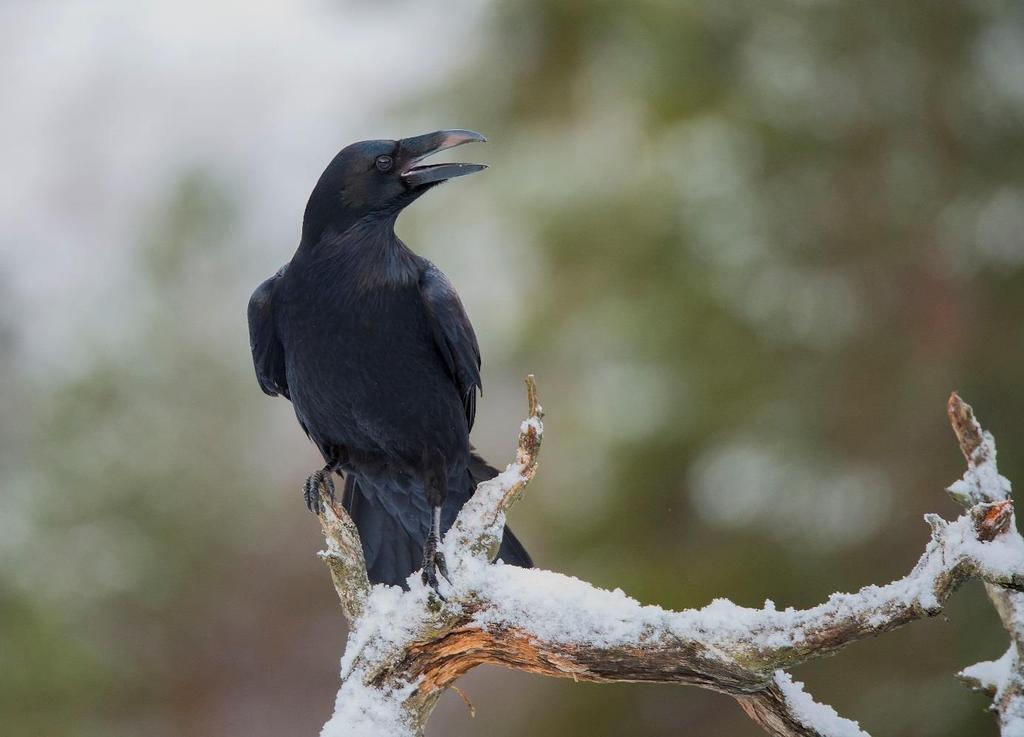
[247,130,532,590]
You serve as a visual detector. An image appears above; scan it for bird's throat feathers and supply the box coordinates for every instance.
[301,216,420,290]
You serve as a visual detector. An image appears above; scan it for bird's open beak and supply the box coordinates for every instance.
[399,130,487,188]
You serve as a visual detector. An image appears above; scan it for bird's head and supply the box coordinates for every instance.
[302,129,487,243]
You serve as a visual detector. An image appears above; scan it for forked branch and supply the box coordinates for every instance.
[311,381,1024,737]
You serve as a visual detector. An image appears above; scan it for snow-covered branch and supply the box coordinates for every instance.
[947,393,1024,735]
[311,382,1024,737]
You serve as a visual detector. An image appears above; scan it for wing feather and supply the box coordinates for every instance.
[247,265,290,399]
[418,263,482,429]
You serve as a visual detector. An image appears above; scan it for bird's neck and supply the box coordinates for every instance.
[299,215,419,288]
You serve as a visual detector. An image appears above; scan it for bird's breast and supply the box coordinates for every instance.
[277,263,468,466]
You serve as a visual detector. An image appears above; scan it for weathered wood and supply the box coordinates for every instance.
[317,494,370,622]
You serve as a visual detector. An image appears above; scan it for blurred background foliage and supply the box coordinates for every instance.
[2,0,1024,735]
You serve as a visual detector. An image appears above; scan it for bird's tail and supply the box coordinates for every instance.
[341,451,532,588]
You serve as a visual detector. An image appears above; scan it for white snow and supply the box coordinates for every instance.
[945,478,975,504]
[949,430,1012,504]
[441,458,533,571]
[322,582,442,737]
[960,647,1024,737]
[963,519,1024,581]
[339,582,434,680]
[464,560,662,647]
[961,646,1016,695]
[320,678,418,737]
[773,670,869,737]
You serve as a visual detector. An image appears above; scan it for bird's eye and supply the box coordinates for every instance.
[375,155,393,172]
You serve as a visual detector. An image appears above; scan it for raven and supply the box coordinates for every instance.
[247,130,532,590]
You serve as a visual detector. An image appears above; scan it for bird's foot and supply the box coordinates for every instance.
[303,467,336,515]
[420,532,451,596]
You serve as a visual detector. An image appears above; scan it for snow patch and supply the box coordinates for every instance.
[949,430,1012,504]
[774,670,869,737]
[339,582,434,678]
[961,646,1015,695]
[321,678,418,737]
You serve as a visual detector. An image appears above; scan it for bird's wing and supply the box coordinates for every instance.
[247,264,290,399]
[418,262,482,430]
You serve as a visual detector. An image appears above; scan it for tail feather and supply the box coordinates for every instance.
[342,450,533,587]
[497,524,533,568]
[341,474,422,587]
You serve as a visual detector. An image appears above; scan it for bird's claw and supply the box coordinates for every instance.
[303,468,336,515]
[421,532,450,597]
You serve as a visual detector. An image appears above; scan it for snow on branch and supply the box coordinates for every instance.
[947,393,1024,735]
[311,381,1024,737]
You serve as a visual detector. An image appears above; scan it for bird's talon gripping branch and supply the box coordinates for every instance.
[420,532,450,596]
[304,466,336,515]
[436,549,450,583]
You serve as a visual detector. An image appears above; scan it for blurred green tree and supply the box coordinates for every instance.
[407,1,1024,734]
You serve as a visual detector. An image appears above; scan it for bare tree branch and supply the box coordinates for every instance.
[311,382,1024,737]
